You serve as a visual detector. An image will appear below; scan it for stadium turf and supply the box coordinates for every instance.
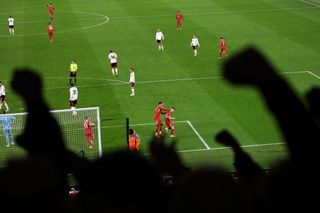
[0,0,320,170]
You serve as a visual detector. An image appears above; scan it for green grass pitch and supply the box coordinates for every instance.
[1,0,320,170]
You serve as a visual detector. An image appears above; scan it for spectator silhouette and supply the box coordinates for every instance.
[75,149,166,213]
[172,167,249,213]
[0,69,73,212]
[305,87,320,123]
[222,47,320,212]
[215,130,263,188]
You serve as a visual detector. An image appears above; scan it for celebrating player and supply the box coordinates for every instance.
[165,107,176,138]
[0,115,16,147]
[47,3,55,20]
[48,22,54,42]
[69,83,78,115]
[8,16,14,35]
[176,10,183,30]
[218,37,228,60]
[190,34,200,56]
[83,116,95,149]
[128,129,141,151]
[129,68,135,96]
[155,29,164,51]
[154,101,168,138]
[69,60,78,85]
[108,50,119,77]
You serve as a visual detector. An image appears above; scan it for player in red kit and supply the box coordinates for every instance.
[83,116,95,149]
[47,3,55,20]
[165,107,176,137]
[154,101,168,138]
[176,10,183,30]
[218,37,228,60]
[48,22,54,42]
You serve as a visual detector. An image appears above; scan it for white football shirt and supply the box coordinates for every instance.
[130,71,135,83]
[191,37,200,47]
[69,86,78,101]
[8,17,14,26]
[0,85,5,96]
[108,52,118,64]
[156,31,164,41]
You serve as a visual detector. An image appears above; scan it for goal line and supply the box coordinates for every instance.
[102,120,210,150]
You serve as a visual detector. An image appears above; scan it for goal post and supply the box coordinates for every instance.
[0,107,102,165]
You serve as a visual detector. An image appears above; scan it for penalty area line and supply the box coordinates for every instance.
[299,0,320,8]
[187,120,210,149]
[143,142,285,155]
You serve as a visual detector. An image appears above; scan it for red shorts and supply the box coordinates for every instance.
[49,32,53,37]
[85,133,94,141]
[165,120,174,129]
[220,47,226,52]
[154,118,162,126]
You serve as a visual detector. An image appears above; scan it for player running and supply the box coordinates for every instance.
[48,22,54,42]
[83,116,95,149]
[218,37,228,60]
[176,10,183,30]
[165,107,176,137]
[47,3,55,20]
[154,101,168,138]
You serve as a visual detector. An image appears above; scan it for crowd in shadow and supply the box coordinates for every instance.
[0,47,319,212]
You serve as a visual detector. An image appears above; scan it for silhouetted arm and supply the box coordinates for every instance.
[223,47,320,166]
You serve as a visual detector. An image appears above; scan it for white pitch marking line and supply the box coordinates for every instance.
[143,142,286,155]
[0,11,109,37]
[186,120,210,149]
[0,17,106,25]
[307,71,320,80]
[4,70,317,92]
[44,76,126,83]
[101,120,188,129]
[109,6,315,20]
[176,142,285,153]
[300,0,320,7]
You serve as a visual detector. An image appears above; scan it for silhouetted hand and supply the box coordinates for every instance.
[223,47,277,86]
[215,129,239,149]
[150,135,188,178]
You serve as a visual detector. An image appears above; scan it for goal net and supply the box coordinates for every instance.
[0,107,102,166]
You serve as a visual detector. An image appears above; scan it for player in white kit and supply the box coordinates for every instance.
[108,50,119,76]
[8,16,14,35]
[190,34,200,56]
[129,68,135,96]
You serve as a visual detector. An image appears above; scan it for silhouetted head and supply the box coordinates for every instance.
[11,68,43,102]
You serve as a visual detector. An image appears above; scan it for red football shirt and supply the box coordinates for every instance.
[48,24,54,32]
[220,39,226,49]
[48,5,54,13]
[154,105,163,120]
[83,119,93,134]
[165,110,172,122]
[176,13,183,21]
